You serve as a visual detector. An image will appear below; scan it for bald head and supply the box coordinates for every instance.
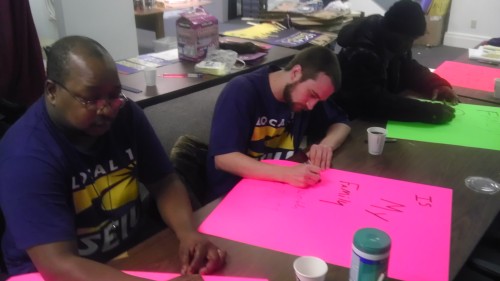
[46,36,116,85]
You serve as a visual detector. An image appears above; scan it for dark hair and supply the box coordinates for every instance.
[46,36,112,84]
[283,46,341,91]
[383,0,426,38]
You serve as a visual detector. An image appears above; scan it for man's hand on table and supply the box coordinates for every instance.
[178,231,226,275]
[307,144,333,170]
[432,86,460,105]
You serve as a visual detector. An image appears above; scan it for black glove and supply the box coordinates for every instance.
[419,103,456,124]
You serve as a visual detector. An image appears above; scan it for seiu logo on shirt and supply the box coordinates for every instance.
[78,205,139,256]
[255,116,287,127]
[71,147,141,258]
[249,115,294,160]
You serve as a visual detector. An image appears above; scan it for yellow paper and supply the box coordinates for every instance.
[429,0,451,16]
[222,23,283,40]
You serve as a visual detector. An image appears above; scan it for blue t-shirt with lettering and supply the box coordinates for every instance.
[206,66,348,201]
[0,97,173,275]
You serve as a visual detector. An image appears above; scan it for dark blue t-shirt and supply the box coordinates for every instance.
[206,66,348,201]
[0,97,173,275]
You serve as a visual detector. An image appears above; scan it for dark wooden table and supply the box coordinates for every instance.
[333,95,500,280]
[119,44,298,108]
[109,91,500,281]
[332,100,500,280]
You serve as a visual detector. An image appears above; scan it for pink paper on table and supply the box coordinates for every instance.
[199,160,453,281]
[434,61,500,92]
[7,271,268,281]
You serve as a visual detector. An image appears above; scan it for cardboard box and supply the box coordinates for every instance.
[176,9,219,62]
[414,16,444,47]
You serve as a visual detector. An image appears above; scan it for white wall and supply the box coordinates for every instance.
[444,0,500,48]
[29,0,59,44]
[29,0,228,58]
[28,0,139,60]
[53,0,139,60]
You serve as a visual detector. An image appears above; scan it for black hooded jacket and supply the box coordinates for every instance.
[332,15,452,122]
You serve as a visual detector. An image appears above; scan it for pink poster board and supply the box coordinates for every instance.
[434,61,500,92]
[199,160,453,281]
[7,271,268,281]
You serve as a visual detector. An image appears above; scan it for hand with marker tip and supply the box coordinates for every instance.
[282,163,322,187]
[431,86,460,105]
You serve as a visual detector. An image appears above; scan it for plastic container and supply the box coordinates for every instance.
[349,228,391,281]
[464,176,500,195]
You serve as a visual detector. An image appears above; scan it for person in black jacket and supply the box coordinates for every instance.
[332,0,460,124]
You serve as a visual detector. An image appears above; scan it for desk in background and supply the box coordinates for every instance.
[109,89,500,280]
[119,43,298,108]
[134,0,211,39]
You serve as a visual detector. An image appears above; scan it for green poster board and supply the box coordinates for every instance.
[387,103,500,151]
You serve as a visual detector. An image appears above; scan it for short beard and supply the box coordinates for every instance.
[283,81,298,111]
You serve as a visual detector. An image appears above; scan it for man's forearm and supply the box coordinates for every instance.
[215,152,289,183]
[319,123,351,150]
[28,242,151,281]
[150,173,196,237]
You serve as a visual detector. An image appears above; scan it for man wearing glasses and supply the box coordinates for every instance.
[0,36,224,280]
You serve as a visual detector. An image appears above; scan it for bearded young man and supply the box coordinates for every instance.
[206,46,351,201]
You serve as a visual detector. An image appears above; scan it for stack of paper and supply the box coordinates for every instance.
[468,45,500,64]
[116,49,179,75]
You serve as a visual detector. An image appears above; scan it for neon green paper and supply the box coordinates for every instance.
[387,103,500,151]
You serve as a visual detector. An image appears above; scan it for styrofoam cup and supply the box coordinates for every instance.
[144,67,157,86]
[293,256,328,281]
[367,127,387,155]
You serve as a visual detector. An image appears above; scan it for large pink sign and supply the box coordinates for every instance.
[434,60,500,92]
[199,160,453,281]
[7,271,268,281]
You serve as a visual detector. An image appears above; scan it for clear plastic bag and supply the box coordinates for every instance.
[195,49,245,76]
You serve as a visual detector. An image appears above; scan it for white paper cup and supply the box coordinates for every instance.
[494,78,500,99]
[293,256,328,281]
[143,67,157,86]
[367,127,387,155]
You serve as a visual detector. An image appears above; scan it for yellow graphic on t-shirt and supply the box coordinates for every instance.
[248,125,294,158]
[73,162,138,213]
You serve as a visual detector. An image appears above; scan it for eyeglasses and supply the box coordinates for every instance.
[51,80,128,111]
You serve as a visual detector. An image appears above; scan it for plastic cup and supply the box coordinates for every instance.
[143,67,157,86]
[367,127,387,155]
[293,256,328,281]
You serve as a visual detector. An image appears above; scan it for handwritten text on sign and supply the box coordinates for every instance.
[199,160,452,281]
